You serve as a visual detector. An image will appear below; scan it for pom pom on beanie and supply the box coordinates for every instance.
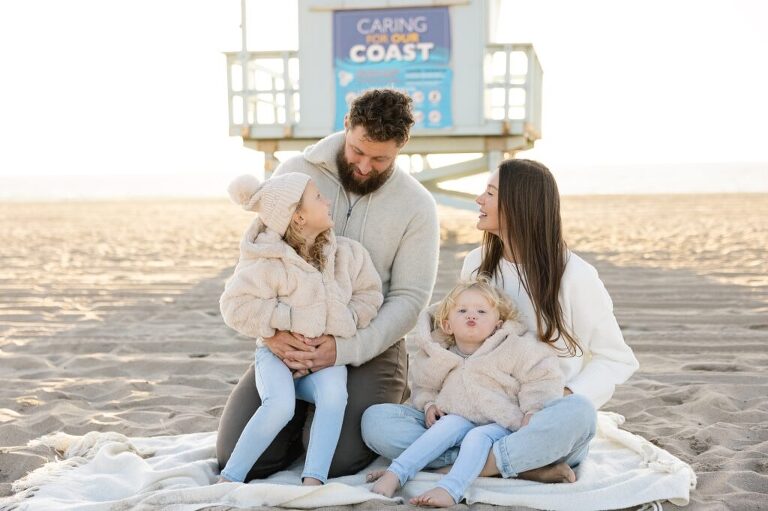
[227,172,311,236]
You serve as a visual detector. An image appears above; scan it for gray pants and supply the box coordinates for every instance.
[216,339,409,482]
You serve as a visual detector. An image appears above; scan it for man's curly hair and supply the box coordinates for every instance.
[348,89,414,147]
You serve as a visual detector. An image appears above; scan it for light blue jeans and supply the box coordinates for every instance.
[221,347,348,483]
[386,414,511,503]
[362,394,596,485]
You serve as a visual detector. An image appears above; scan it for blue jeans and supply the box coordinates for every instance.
[362,394,596,480]
[221,347,348,483]
[386,414,510,503]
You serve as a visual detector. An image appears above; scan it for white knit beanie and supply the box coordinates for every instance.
[228,172,311,236]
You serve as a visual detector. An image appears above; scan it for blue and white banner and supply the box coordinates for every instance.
[333,7,452,130]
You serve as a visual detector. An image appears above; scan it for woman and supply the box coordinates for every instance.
[362,159,639,488]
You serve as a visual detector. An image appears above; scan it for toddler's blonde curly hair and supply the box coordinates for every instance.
[433,277,518,345]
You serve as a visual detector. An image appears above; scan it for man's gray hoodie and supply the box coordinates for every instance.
[273,131,440,366]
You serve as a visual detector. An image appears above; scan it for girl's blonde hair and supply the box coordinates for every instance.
[433,278,518,344]
[283,196,331,271]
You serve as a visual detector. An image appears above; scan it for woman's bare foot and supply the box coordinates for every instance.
[370,470,400,497]
[302,477,323,486]
[410,487,456,507]
[518,462,576,483]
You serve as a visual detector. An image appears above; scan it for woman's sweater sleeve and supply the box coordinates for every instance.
[219,260,292,339]
[565,263,639,408]
[347,242,384,329]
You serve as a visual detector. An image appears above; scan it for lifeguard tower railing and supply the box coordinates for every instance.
[224,43,542,195]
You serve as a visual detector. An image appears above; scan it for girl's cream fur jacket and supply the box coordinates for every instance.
[220,218,383,344]
[410,304,564,430]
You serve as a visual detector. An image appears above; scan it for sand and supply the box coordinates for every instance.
[1,194,766,510]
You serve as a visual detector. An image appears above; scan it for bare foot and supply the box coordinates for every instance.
[302,477,323,486]
[410,487,456,507]
[518,462,576,483]
[370,470,400,497]
[365,469,386,482]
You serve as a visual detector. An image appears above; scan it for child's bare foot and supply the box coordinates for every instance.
[302,477,323,486]
[518,462,576,483]
[410,487,456,507]
[370,470,400,497]
[365,469,386,482]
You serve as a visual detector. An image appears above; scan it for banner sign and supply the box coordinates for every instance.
[333,7,452,130]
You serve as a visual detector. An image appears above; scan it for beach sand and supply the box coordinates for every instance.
[1,194,766,510]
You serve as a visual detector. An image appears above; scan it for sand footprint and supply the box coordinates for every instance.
[681,363,743,372]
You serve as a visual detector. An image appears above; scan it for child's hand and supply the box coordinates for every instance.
[425,405,445,428]
[521,411,535,428]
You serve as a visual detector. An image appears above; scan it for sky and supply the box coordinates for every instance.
[1,0,767,197]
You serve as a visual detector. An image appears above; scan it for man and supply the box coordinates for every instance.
[216,88,440,480]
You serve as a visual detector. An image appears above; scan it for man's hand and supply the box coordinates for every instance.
[262,330,314,360]
[284,334,336,372]
[425,404,445,428]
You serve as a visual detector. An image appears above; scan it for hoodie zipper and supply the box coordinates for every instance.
[340,192,365,237]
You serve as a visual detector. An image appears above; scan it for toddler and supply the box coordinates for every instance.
[369,278,563,506]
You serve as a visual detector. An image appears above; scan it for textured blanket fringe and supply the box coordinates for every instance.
[598,412,697,490]
[11,456,88,494]
[1,486,35,511]
[1,431,157,510]
[636,502,663,511]
[28,430,154,459]
[639,443,697,489]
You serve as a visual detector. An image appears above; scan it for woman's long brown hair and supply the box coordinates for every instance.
[477,159,582,357]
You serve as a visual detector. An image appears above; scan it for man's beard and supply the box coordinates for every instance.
[336,149,395,195]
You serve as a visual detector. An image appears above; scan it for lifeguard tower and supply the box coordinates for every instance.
[225,0,542,200]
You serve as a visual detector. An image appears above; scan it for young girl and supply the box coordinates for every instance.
[370,279,564,506]
[218,172,383,485]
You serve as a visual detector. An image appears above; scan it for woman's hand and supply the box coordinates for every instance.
[425,404,445,428]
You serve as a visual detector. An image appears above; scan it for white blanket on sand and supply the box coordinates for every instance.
[1,412,695,511]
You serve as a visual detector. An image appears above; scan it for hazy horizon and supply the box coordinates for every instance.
[2,161,766,201]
